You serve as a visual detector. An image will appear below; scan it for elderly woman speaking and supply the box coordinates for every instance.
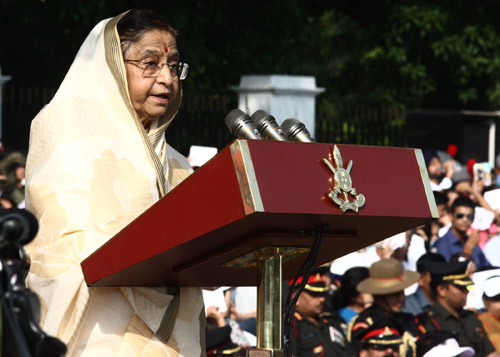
[24,9,203,356]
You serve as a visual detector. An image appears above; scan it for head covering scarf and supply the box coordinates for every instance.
[25,11,204,356]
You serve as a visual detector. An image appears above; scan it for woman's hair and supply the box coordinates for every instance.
[117,9,180,58]
[333,266,370,309]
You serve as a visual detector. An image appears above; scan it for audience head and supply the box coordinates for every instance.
[336,266,372,311]
[415,253,446,296]
[289,268,329,318]
[424,149,444,182]
[357,258,419,316]
[450,196,475,237]
[428,261,473,312]
[359,319,403,357]
[482,275,500,318]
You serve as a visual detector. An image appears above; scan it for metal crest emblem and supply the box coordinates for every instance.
[322,145,365,213]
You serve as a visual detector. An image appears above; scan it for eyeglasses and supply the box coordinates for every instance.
[125,59,189,80]
[455,213,474,221]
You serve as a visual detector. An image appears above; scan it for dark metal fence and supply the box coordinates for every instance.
[2,82,498,163]
[315,105,410,147]
[2,82,57,151]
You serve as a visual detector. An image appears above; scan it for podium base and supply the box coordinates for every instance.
[247,348,284,357]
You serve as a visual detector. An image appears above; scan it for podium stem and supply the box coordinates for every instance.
[256,248,283,351]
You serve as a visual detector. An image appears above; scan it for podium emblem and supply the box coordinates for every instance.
[322,145,365,213]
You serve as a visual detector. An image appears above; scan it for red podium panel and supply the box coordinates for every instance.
[81,140,437,287]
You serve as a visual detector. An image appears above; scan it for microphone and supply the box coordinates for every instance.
[281,118,315,142]
[224,109,264,140]
[250,110,287,141]
[0,209,39,248]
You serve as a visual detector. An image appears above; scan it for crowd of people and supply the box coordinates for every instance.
[203,147,500,356]
[0,141,26,209]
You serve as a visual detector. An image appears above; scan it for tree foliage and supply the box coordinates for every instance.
[2,0,500,110]
[310,0,500,109]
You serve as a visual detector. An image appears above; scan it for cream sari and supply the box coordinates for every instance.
[25,13,204,356]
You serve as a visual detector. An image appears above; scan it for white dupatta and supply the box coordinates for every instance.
[25,12,204,356]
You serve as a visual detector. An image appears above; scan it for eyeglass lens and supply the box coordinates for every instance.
[455,213,474,221]
[145,63,188,79]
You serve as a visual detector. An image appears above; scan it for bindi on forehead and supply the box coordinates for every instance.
[164,47,168,53]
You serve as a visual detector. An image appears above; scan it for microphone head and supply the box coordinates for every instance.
[224,109,247,133]
[251,110,287,141]
[224,109,263,140]
[281,118,315,142]
[281,118,303,135]
[251,110,273,127]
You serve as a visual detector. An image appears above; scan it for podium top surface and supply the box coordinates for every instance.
[81,140,437,287]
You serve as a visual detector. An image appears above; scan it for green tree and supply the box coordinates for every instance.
[3,0,500,110]
[309,0,500,110]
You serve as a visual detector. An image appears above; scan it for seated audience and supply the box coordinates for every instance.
[227,287,257,336]
[333,266,372,323]
[289,269,355,356]
[424,149,454,192]
[415,261,499,357]
[479,275,500,352]
[359,320,403,357]
[434,196,491,270]
[404,253,446,316]
[434,191,451,239]
[348,258,420,357]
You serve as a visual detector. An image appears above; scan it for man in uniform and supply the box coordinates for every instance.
[348,258,420,357]
[359,320,403,357]
[415,261,499,357]
[289,269,356,356]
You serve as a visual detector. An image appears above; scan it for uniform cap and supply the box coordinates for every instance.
[288,272,328,293]
[427,261,473,288]
[360,318,403,350]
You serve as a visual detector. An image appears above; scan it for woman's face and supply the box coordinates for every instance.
[125,29,179,127]
[484,296,500,318]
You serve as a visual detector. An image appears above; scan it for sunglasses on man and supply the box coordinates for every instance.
[454,213,474,221]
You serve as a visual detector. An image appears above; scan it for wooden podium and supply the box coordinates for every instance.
[81,139,437,356]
